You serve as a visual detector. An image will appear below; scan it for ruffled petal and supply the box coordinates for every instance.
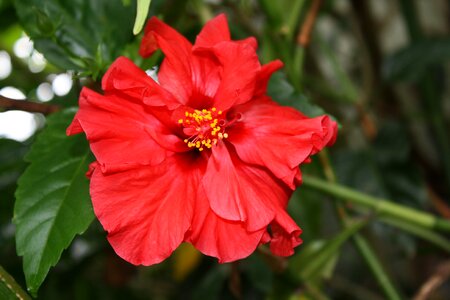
[254,59,284,96]
[89,154,200,265]
[139,17,194,104]
[191,14,253,106]
[67,87,176,173]
[139,17,192,58]
[186,184,267,263]
[238,37,258,50]
[269,211,303,256]
[102,56,180,109]
[228,97,338,188]
[193,15,256,51]
[194,14,230,48]
[203,142,295,232]
[192,143,301,260]
[211,41,261,111]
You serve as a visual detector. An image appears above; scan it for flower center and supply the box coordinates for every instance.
[178,107,228,151]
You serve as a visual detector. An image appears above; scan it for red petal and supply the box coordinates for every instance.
[102,56,180,109]
[211,41,261,111]
[269,211,303,256]
[90,154,200,265]
[194,14,230,48]
[228,97,338,188]
[68,87,175,173]
[237,37,258,50]
[139,17,192,58]
[254,60,284,96]
[66,117,83,135]
[193,16,256,51]
[186,184,267,263]
[260,231,271,245]
[190,14,248,106]
[139,17,193,104]
[187,56,221,108]
[203,142,295,232]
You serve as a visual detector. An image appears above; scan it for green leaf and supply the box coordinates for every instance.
[383,39,450,82]
[13,0,135,72]
[0,265,31,300]
[33,7,55,37]
[289,220,366,282]
[133,0,152,35]
[14,109,94,296]
[268,71,330,118]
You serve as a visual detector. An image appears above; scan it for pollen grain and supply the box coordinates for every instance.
[179,107,228,150]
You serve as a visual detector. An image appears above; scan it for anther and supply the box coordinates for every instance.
[179,107,229,151]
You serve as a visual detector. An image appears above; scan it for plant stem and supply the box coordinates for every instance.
[351,235,401,300]
[286,0,307,41]
[380,216,450,253]
[297,0,322,46]
[302,175,450,233]
[318,151,402,300]
[0,265,31,300]
[0,95,61,115]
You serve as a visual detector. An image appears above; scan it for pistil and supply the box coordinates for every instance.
[178,108,228,151]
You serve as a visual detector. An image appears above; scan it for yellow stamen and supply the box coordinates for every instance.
[178,107,229,151]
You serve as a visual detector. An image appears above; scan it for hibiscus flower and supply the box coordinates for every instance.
[67,14,337,265]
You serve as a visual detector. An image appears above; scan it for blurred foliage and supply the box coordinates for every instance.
[1,0,450,299]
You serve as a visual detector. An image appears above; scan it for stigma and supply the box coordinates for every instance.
[178,107,228,151]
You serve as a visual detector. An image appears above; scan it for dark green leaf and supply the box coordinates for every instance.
[33,7,55,37]
[268,71,332,118]
[33,39,84,71]
[383,39,450,82]
[14,109,94,296]
[14,0,135,72]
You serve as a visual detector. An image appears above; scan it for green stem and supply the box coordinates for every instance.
[0,265,31,300]
[291,46,305,91]
[380,216,450,253]
[351,235,401,300]
[303,175,450,233]
[319,152,402,300]
[286,0,307,41]
[258,0,283,28]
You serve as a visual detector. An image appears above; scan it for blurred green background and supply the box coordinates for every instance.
[1,0,450,299]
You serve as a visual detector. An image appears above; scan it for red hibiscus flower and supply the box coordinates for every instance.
[67,14,337,265]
